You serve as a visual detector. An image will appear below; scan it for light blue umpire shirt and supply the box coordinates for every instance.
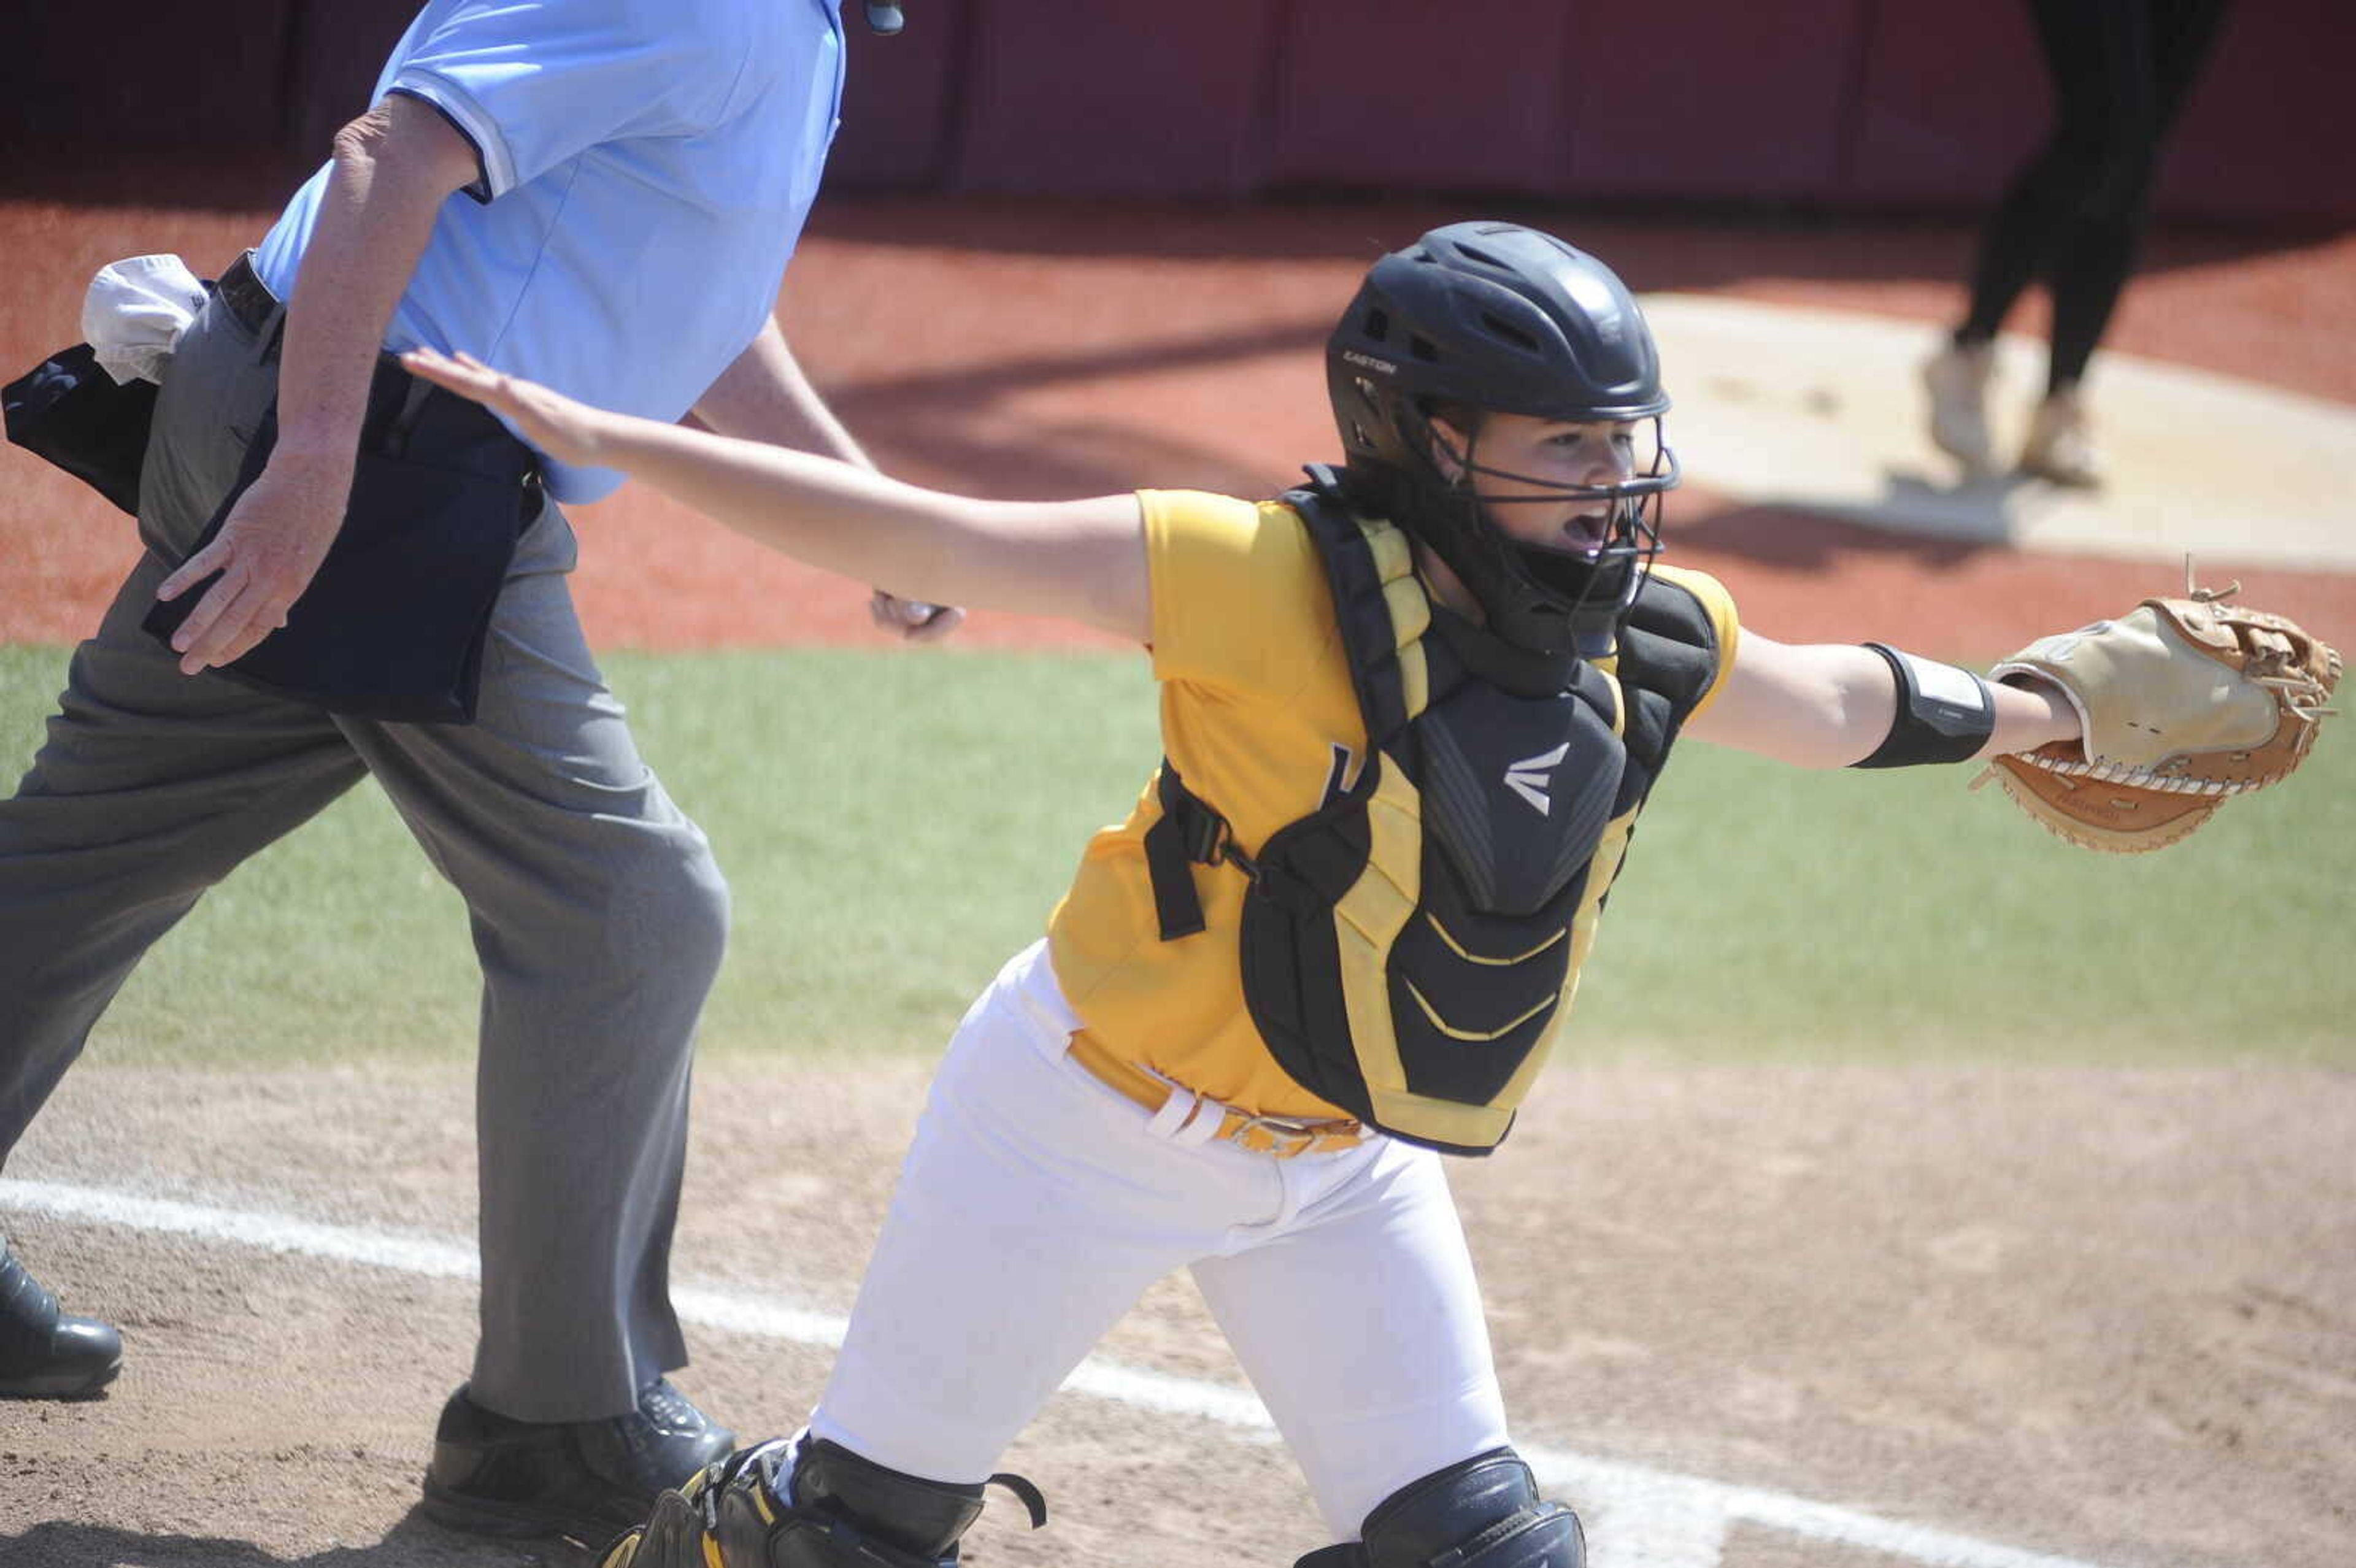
[253,0,847,503]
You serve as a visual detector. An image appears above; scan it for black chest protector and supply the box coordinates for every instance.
[1142,469,1722,1155]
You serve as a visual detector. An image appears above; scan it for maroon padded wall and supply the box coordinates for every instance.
[1557,0,1869,201]
[0,4,299,169]
[942,0,1286,196]
[2,0,2347,223]
[1842,2,2049,208]
[2146,0,2353,220]
[282,0,422,165]
[1839,0,2349,218]
[831,0,970,190]
[1268,0,1586,196]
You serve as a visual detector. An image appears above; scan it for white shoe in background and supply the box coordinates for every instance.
[2020,389,2102,488]
[1922,340,1998,475]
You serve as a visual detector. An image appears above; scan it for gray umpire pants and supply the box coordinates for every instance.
[0,288,730,1423]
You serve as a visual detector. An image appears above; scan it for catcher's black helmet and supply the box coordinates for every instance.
[1327,221,1680,653]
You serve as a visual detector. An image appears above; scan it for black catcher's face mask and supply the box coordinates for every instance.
[1325,221,1682,659]
[1407,402,1679,653]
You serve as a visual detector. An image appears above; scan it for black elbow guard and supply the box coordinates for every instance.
[1852,643,1995,767]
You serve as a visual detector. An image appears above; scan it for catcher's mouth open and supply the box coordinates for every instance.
[1559,510,1611,554]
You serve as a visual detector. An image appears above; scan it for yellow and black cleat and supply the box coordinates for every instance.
[595,1488,723,1568]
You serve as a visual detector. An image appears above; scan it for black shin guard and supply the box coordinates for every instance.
[1295,1449,1585,1568]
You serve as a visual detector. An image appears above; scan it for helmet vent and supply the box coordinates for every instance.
[1477,311,1539,354]
[1454,242,1506,271]
[1364,307,1390,340]
[1408,334,1439,363]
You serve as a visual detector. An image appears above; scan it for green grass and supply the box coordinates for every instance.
[4,643,2350,1069]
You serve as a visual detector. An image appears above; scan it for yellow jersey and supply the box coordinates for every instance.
[1045,488,1739,1120]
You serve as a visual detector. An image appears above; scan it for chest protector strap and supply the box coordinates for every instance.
[1144,468,1720,1155]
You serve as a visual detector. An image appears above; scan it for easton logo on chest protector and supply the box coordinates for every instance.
[1142,467,1723,1155]
[1503,745,1569,815]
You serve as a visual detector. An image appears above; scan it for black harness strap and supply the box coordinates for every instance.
[1143,760,1254,940]
[1142,474,1396,944]
[1296,466,1416,750]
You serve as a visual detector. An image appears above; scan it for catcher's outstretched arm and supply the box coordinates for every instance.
[1685,631,2077,769]
[400,347,1152,641]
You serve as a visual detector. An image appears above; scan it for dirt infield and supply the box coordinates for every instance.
[3,198,2354,1567]
[6,1060,2354,1568]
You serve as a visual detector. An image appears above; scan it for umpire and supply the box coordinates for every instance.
[0,0,919,1543]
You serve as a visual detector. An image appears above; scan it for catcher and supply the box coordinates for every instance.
[400,222,2334,1568]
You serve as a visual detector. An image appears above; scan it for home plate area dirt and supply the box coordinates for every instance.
[4,1059,2353,1568]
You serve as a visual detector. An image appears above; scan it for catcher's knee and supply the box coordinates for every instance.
[1293,1448,1585,1568]
[704,1435,1044,1568]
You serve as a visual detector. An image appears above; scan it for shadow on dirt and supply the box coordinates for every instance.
[1674,471,2046,572]
[0,1515,582,1568]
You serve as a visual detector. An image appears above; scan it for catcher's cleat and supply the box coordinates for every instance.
[604,1434,1047,1568]
[420,1378,735,1543]
[1922,340,1998,475]
[0,1244,121,1400]
[594,1486,715,1568]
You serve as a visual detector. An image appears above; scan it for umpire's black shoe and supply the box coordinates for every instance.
[0,1244,122,1400]
[420,1378,736,1542]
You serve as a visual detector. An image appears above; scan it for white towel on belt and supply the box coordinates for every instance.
[80,254,209,386]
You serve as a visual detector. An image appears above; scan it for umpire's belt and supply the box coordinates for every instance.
[1065,1031,1363,1159]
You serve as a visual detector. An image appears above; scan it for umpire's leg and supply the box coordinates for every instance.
[0,560,363,1159]
[1,286,366,1396]
[339,499,728,1423]
[1,283,366,1171]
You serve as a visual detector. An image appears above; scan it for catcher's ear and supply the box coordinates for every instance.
[1426,418,1472,482]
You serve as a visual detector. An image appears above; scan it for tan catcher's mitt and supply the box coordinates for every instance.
[1979,574,2340,852]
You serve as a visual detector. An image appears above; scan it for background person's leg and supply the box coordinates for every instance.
[1942,1,2150,480]
[2041,0,2232,394]
[1958,0,2146,350]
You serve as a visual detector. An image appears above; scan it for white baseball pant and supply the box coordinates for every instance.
[807,940,1511,1537]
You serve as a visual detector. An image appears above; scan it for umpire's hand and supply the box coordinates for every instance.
[154,448,351,675]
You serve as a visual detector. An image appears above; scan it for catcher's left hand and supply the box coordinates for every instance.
[1978,572,2340,852]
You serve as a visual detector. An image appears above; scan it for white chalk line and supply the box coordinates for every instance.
[1,1178,2122,1568]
